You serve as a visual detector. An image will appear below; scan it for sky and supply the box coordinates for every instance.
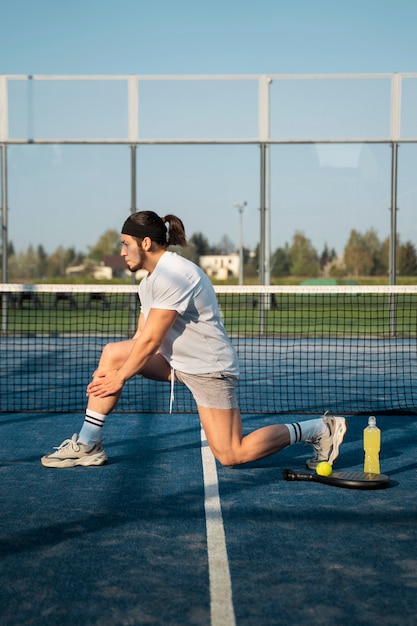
[1,0,417,261]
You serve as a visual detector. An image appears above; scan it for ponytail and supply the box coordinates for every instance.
[162,214,187,247]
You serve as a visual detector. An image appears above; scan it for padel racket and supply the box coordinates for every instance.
[282,468,390,490]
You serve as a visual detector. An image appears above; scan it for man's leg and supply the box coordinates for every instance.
[79,343,172,443]
[77,339,136,446]
[40,344,172,468]
[83,345,173,437]
[198,406,346,468]
[198,406,291,466]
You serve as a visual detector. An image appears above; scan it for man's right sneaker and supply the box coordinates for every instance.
[40,434,108,468]
[306,413,347,469]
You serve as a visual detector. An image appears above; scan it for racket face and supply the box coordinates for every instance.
[328,471,390,489]
[282,469,390,490]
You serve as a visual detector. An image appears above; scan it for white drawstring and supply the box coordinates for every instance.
[169,367,175,413]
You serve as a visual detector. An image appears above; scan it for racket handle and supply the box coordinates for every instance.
[282,469,314,482]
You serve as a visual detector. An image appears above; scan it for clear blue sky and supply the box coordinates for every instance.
[1,0,417,259]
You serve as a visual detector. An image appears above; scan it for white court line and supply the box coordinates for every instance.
[200,427,236,626]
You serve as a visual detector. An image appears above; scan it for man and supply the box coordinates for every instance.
[41,210,347,469]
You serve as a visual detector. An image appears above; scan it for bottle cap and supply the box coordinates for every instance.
[368,415,376,427]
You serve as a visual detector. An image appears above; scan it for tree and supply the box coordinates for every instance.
[362,228,385,275]
[398,240,417,275]
[46,246,67,277]
[381,237,390,273]
[271,244,290,277]
[176,241,199,264]
[288,232,319,277]
[319,243,337,271]
[88,229,121,261]
[215,234,235,255]
[37,244,48,279]
[343,229,383,276]
[9,248,37,280]
[188,232,211,256]
[344,244,373,277]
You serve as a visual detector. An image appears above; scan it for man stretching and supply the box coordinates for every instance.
[41,210,347,469]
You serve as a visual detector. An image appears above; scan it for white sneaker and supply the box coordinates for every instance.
[306,413,347,469]
[41,434,108,468]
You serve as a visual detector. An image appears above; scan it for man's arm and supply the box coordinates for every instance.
[119,308,177,381]
[132,312,146,339]
[87,308,178,398]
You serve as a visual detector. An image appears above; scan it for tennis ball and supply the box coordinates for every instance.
[316,461,333,476]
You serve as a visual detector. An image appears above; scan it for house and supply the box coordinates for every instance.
[65,256,146,280]
[199,254,240,280]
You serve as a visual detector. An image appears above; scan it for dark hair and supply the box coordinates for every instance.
[161,214,187,247]
[121,210,187,247]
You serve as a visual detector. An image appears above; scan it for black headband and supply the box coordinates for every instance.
[121,216,167,242]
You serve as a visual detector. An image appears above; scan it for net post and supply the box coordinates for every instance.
[258,76,271,289]
[1,142,9,332]
[0,76,7,143]
[0,77,7,303]
[258,76,272,334]
[1,143,7,284]
[1,292,7,333]
[389,142,398,286]
[129,143,138,334]
[259,142,271,333]
[388,141,399,337]
[389,292,397,338]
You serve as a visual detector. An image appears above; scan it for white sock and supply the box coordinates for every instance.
[284,418,326,445]
[78,409,107,446]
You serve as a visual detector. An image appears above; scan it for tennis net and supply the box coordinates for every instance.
[1,283,417,415]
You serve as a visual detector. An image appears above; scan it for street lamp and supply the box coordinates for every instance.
[233,201,247,285]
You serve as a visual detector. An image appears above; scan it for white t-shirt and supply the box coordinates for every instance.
[138,251,239,376]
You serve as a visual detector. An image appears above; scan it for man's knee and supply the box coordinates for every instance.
[99,341,127,368]
[210,445,242,467]
[101,341,116,360]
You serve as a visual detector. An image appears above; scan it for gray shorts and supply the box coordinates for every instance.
[174,370,239,409]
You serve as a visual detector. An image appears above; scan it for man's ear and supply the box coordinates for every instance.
[141,236,152,250]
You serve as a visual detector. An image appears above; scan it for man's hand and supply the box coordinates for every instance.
[87,369,125,398]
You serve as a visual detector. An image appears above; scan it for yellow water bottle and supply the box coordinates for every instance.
[363,415,380,474]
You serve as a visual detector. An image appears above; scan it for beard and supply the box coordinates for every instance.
[126,246,147,273]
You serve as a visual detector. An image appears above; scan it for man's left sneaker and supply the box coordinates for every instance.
[40,434,108,468]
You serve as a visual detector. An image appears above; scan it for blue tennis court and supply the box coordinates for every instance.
[2,285,417,624]
[1,407,417,625]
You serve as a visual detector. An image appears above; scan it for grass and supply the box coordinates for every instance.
[2,290,417,338]
[218,293,417,337]
[2,293,138,335]
[1,284,417,337]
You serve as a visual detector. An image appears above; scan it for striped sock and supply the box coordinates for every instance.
[284,418,326,445]
[78,409,107,446]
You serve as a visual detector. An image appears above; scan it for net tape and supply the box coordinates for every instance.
[1,283,417,415]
